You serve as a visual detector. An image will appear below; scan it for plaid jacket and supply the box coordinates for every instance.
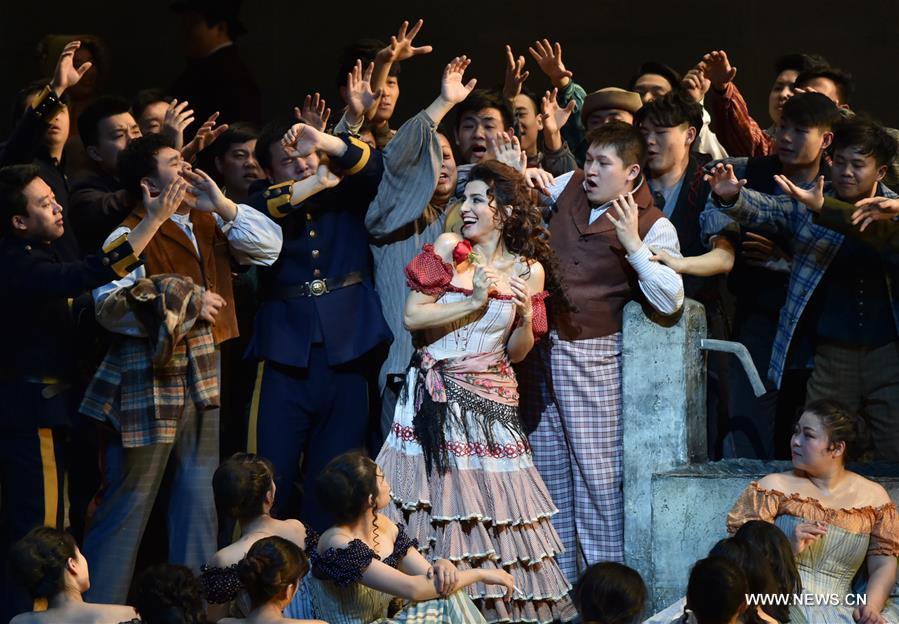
[710,182,899,388]
[80,274,219,447]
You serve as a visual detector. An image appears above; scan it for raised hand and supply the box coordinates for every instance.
[162,99,196,150]
[489,131,526,172]
[774,174,825,212]
[541,88,576,136]
[701,50,737,90]
[295,93,331,132]
[377,19,433,63]
[527,39,573,89]
[502,45,529,102]
[606,193,643,254]
[682,66,711,103]
[441,56,477,104]
[524,168,555,195]
[182,112,229,162]
[315,163,341,190]
[346,60,381,120]
[51,40,93,96]
[282,122,320,158]
[851,196,899,232]
[471,264,498,307]
[704,163,747,203]
[180,168,237,219]
[142,176,188,223]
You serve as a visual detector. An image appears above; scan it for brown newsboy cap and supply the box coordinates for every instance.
[581,88,643,125]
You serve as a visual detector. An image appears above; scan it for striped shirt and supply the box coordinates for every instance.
[365,110,452,385]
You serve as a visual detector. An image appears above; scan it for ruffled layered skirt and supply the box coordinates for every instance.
[377,358,576,623]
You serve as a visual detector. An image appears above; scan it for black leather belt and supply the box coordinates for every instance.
[264,272,365,299]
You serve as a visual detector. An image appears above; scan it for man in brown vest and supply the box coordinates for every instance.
[81,133,282,603]
[522,122,684,579]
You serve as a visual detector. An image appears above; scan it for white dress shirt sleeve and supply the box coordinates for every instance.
[626,217,685,315]
[214,204,283,266]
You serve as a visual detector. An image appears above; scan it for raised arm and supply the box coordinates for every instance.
[1,40,91,166]
[369,19,432,120]
[403,234,495,331]
[179,168,283,265]
[807,194,899,254]
[606,193,684,315]
[707,162,794,233]
[528,38,585,153]
[540,88,578,176]
[367,57,477,238]
[703,50,774,158]
[505,262,545,363]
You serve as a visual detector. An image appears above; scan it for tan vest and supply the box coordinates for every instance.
[123,210,238,344]
[549,171,663,340]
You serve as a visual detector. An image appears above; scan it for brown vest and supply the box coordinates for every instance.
[550,171,663,340]
[123,209,238,344]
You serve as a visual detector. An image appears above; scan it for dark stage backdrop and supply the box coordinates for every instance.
[2,0,898,136]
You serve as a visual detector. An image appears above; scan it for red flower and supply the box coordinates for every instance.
[453,239,474,265]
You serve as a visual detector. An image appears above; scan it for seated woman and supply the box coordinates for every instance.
[201,453,314,621]
[646,530,798,624]
[8,526,137,624]
[728,399,899,624]
[685,557,749,624]
[572,562,646,624]
[219,536,324,624]
[119,564,205,624]
[733,520,802,624]
[309,451,515,623]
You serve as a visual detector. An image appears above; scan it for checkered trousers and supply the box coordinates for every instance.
[520,329,624,582]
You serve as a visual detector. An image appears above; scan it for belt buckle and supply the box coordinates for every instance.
[308,279,328,296]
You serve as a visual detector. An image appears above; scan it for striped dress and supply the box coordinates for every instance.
[377,247,576,623]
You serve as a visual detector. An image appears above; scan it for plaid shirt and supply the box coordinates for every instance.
[710,182,899,388]
[80,275,219,447]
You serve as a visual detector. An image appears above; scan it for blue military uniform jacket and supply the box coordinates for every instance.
[246,135,392,368]
[0,232,140,430]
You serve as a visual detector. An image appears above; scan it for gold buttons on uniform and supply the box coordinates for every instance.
[309,230,317,238]
[306,213,312,221]
[313,269,321,277]
[312,250,320,258]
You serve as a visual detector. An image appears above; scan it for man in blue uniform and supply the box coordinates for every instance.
[246,122,391,531]
[0,163,178,621]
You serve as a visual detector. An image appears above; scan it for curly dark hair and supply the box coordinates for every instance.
[8,526,78,599]
[467,160,569,310]
[213,452,276,522]
[133,564,205,624]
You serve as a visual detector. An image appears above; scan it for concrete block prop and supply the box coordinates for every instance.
[622,299,707,585]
